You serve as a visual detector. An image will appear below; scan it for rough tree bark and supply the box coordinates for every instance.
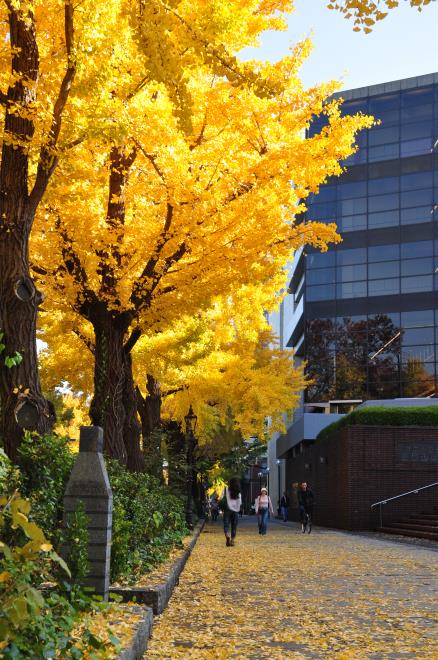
[0,2,75,460]
[88,307,129,464]
[122,350,144,472]
[136,374,163,479]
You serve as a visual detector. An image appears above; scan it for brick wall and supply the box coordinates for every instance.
[284,425,438,530]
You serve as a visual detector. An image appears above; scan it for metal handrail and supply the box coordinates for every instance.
[371,481,438,528]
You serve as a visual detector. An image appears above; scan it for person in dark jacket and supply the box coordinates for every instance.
[297,482,314,533]
[280,492,289,522]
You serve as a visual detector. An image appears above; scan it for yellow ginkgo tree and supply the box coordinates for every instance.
[0,0,300,459]
[33,42,371,466]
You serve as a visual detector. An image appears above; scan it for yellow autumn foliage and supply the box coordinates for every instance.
[28,0,372,459]
[134,280,305,442]
[329,0,432,31]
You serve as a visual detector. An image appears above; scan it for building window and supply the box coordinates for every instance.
[338,197,367,215]
[401,206,432,225]
[336,281,367,299]
[368,210,399,228]
[401,275,433,293]
[401,188,433,209]
[368,261,399,279]
[401,241,433,259]
[368,244,399,262]
[403,327,434,346]
[307,267,336,286]
[337,264,367,282]
[339,214,367,232]
[368,176,399,195]
[369,278,400,296]
[336,248,367,266]
[306,284,336,302]
[401,257,433,277]
[369,144,399,162]
[400,138,432,158]
[369,193,399,213]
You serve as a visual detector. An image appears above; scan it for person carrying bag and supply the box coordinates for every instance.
[221,477,241,546]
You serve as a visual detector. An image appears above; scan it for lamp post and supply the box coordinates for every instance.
[266,467,270,494]
[276,459,281,516]
[257,470,263,493]
[184,405,197,530]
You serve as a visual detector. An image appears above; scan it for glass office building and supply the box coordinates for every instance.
[288,73,438,403]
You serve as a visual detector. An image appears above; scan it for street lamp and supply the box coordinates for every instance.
[184,404,198,435]
[257,470,263,492]
[276,459,281,514]
[184,405,198,530]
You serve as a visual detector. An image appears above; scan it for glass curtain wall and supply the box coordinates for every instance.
[304,81,438,402]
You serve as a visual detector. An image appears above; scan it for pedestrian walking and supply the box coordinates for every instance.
[297,482,314,533]
[280,491,289,522]
[221,477,242,546]
[255,487,274,535]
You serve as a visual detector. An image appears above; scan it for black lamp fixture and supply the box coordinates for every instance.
[184,404,197,435]
[184,404,198,531]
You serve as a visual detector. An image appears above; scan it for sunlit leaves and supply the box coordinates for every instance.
[329,0,432,31]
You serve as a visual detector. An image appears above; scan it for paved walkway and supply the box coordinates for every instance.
[146,518,438,658]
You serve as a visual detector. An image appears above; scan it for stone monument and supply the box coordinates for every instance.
[62,426,113,599]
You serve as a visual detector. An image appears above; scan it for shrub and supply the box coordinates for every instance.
[59,502,89,585]
[3,432,187,586]
[317,405,438,443]
[107,459,187,583]
[16,432,74,540]
[0,450,20,498]
[0,493,114,658]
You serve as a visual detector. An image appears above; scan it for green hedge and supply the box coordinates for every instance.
[316,406,438,443]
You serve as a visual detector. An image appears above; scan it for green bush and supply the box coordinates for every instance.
[59,502,89,585]
[0,450,20,498]
[16,432,74,540]
[107,459,187,583]
[0,493,115,659]
[3,432,187,585]
[317,405,438,443]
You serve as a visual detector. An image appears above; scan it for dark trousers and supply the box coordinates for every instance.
[299,504,313,523]
[223,510,238,538]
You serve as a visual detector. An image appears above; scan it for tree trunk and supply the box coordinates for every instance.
[0,6,54,460]
[122,351,144,472]
[164,420,186,497]
[0,226,55,461]
[89,308,128,464]
[136,374,163,480]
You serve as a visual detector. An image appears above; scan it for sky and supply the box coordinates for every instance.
[241,0,438,92]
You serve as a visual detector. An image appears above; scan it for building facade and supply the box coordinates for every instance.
[271,72,438,468]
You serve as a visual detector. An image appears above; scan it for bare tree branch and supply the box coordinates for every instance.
[124,327,142,354]
[72,328,95,354]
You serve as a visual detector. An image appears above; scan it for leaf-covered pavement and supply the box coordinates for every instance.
[145,518,438,658]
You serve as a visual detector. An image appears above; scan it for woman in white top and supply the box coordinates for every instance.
[255,487,274,535]
[223,477,242,546]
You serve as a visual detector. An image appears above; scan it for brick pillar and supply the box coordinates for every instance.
[62,426,113,599]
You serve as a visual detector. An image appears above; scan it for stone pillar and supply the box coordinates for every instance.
[62,426,112,599]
